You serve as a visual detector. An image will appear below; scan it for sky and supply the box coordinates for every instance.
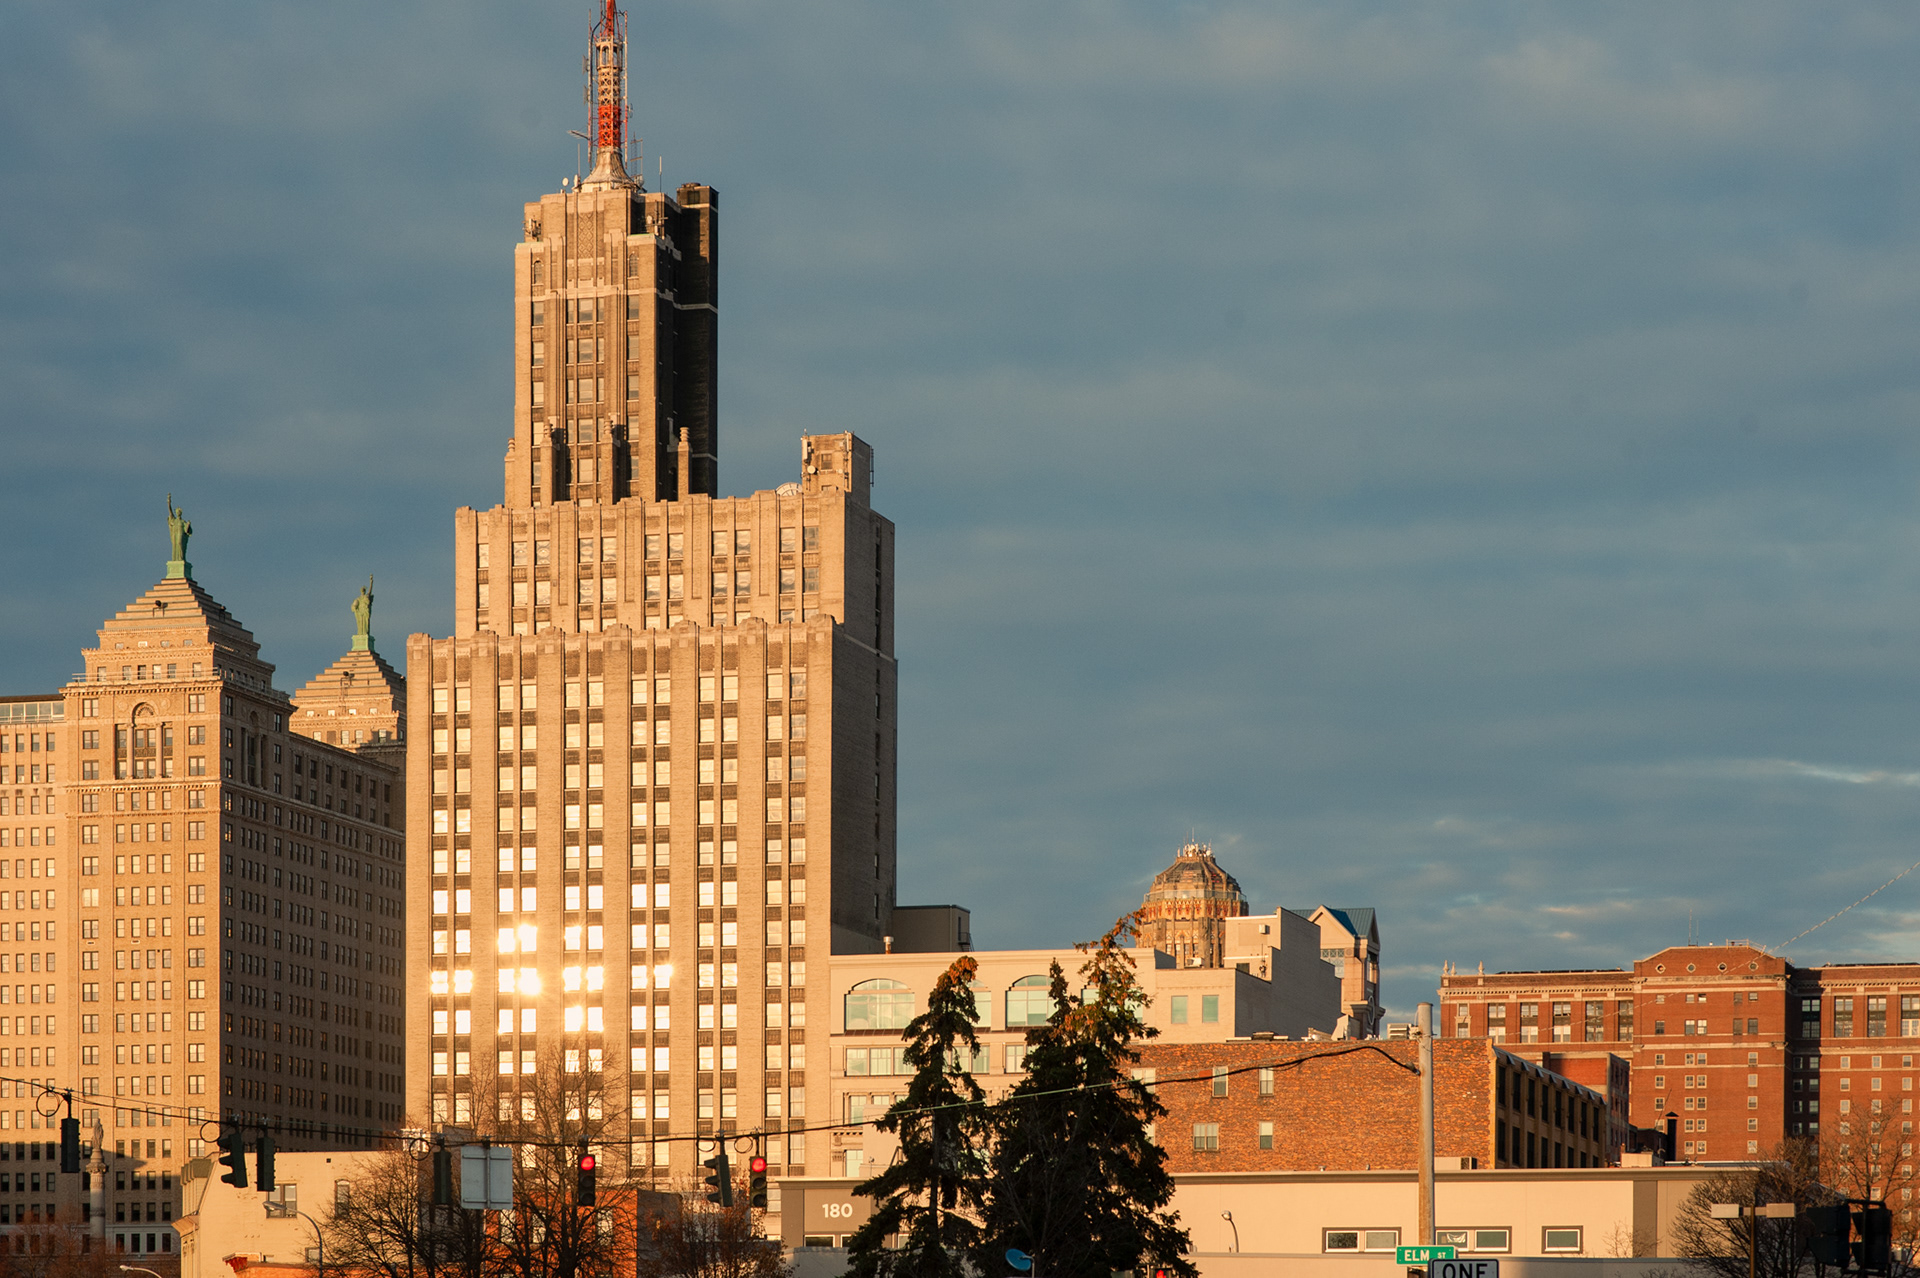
[4,0,1920,1019]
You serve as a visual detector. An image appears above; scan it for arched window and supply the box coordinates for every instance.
[845,978,915,1032]
[1006,975,1054,1028]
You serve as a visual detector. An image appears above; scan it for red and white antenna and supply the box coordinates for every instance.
[589,0,629,162]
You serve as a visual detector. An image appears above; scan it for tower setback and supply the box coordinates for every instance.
[407,3,898,1209]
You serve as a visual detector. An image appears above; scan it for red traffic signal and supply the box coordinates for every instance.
[578,1153,596,1171]
[749,1155,768,1174]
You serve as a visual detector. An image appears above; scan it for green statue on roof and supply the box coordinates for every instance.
[166,494,192,579]
[352,576,374,650]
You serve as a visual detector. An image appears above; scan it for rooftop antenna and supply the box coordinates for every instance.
[578,0,634,189]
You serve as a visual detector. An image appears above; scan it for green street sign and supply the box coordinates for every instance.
[1397,1246,1458,1264]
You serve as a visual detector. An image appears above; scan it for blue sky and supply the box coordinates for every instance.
[5,1,1920,1017]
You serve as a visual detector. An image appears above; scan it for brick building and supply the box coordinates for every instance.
[1136,1038,1609,1174]
[0,527,408,1257]
[1441,942,1920,1167]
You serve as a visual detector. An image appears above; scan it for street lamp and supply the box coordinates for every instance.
[298,1210,325,1272]
[1221,1211,1239,1253]
[120,1266,164,1278]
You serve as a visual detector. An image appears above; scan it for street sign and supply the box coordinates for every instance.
[459,1143,514,1210]
[1397,1246,1457,1264]
[1432,1260,1499,1278]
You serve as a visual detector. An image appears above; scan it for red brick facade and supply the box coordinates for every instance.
[1136,1038,1608,1174]
[1442,943,1920,1164]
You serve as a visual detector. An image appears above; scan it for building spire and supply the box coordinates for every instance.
[581,0,636,190]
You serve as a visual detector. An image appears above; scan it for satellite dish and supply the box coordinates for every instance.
[1006,1250,1033,1273]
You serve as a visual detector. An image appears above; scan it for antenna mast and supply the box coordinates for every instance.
[581,0,637,189]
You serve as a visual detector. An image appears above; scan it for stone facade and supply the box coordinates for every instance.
[1138,842,1248,969]
[0,556,406,1257]
[1303,905,1384,1037]
[407,72,899,1219]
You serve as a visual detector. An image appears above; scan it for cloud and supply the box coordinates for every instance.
[5,0,1920,1018]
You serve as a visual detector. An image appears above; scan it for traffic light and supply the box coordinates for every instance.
[257,1136,277,1194]
[576,1145,597,1207]
[59,1117,80,1174]
[431,1143,454,1206]
[217,1131,248,1189]
[748,1154,768,1209]
[1860,1203,1893,1273]
[703,1152,733,1207]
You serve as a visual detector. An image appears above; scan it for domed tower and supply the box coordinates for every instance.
[1139,842,1249,968]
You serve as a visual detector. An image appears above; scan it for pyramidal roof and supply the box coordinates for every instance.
[79,574,278,693]
[291,644,405,746]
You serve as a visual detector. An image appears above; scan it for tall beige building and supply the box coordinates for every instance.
[406,1,897,1200]
[0,528,407,1258]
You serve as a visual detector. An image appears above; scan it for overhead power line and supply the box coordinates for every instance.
[1774,852,1920,951]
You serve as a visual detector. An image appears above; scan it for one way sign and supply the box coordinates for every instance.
[1430,1261,1499,1278]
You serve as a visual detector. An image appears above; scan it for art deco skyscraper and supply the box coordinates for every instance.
[406,0,898,1194]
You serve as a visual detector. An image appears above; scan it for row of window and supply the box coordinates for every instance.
[433,675,809,718]
[1323,1228,1582,1254]
[478,528,820,572]
[433,877,802,915]
[433,717,809,758]
[429,959,805,995]
[426,835,809,876]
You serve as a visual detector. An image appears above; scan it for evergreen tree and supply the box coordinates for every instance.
[845,955,994,1278]
[977,912,1195,1278]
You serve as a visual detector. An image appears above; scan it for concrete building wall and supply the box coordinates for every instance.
[1167,1163,1732,1264]
[178,1150,382,1278]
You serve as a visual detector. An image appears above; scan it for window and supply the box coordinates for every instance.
[1542,1228,1583,1254]
[1436,1230,1512,1254]
[1258,1121,1274,1149]
[1191,1123,1219,1152]
[1324,1230,1399,1254]
[1212,1066,1229,1097]
[1169,995,1188,1025]
[1585,1001,1606,1042]
[1201,994,1220,1024]
[1803,997,1823,1039]
[844,979,914,1032]
[1837,998,1855,1039]
[1259,1067,1274,1096]
[1006,975,1053,1027]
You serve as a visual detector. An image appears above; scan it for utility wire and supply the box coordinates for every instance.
[0,1042,1416,1155]
[1773,852,1920,951]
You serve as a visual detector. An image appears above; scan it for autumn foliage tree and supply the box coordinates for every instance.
[975,912,1195,1278]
